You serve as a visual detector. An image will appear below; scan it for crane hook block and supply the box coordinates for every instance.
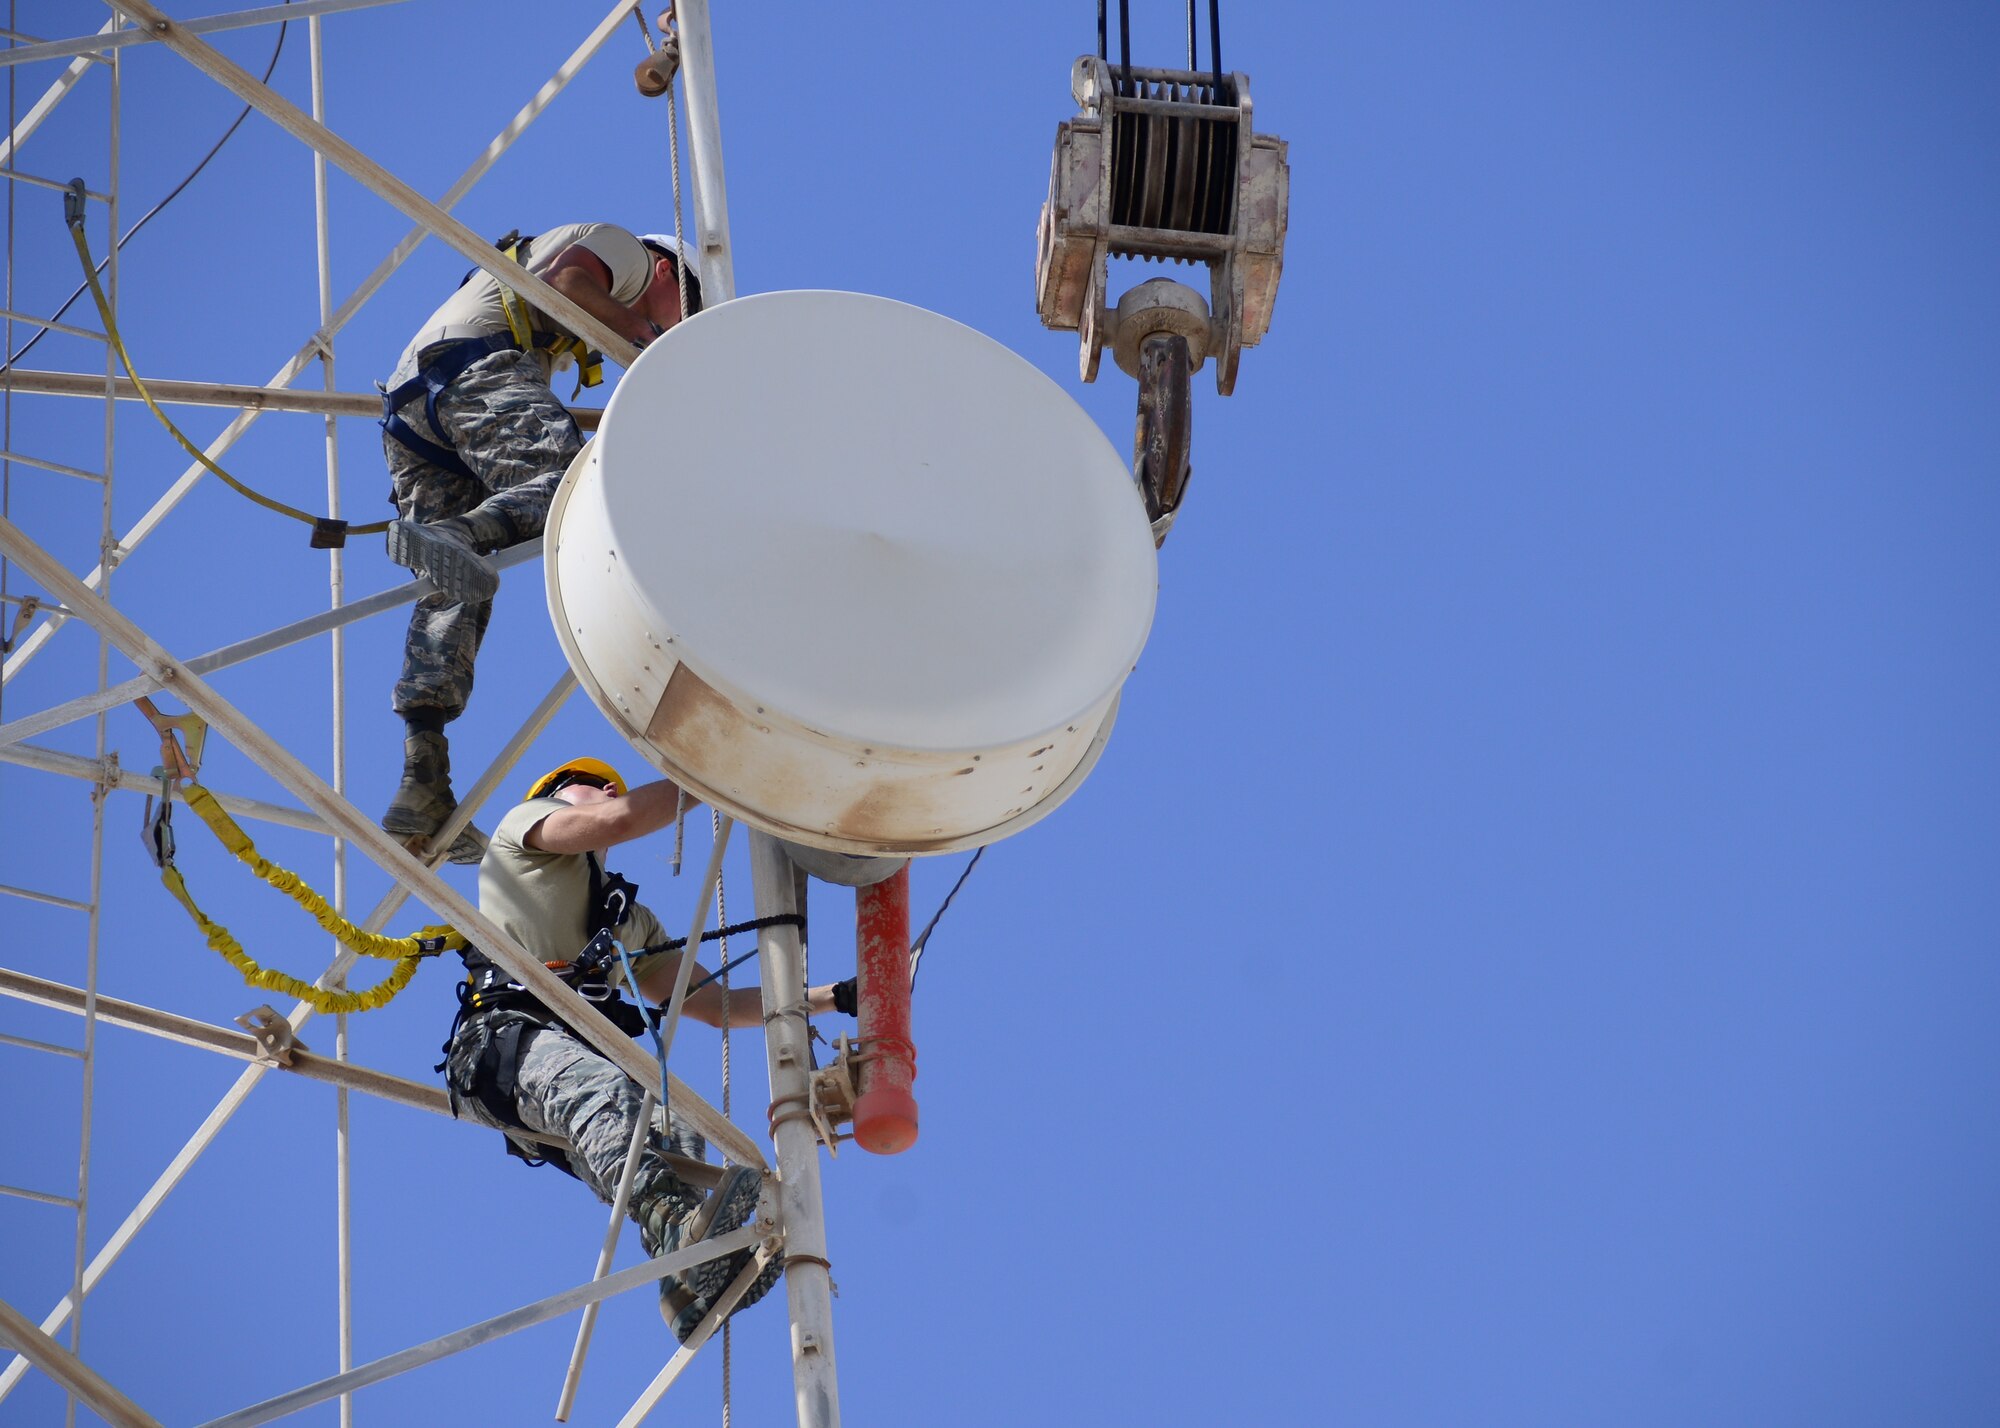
[1034,56,1289,396]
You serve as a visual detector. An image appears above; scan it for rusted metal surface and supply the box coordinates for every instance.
[851,866,917,1155]
[1034,55,1289,396]
[1133,332,1193,535]
[635,652,1097,856]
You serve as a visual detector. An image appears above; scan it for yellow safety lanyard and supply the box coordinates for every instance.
[495,240,604,395]
[136,702,461,1015]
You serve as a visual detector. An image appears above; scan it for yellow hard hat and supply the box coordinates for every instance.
[525,757,628,801]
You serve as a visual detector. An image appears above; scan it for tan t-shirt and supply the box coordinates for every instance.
[391,222,654,385]
[479,798,668,986]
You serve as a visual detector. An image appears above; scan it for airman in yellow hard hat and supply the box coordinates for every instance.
[438,755,855,1343]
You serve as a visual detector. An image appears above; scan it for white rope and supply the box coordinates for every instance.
[662,8,694,326]
[632,3,694,328]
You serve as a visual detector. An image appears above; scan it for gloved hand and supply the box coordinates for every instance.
[831,977,858,1017]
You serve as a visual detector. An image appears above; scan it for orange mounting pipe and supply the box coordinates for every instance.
[852,864,918,1154]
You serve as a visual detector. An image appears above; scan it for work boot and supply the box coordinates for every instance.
[380,728,485,865]
[635,1165,776,1344]
[632,1165,708,1340]
[386,518,499,604]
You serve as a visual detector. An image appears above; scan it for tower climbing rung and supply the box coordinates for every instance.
[0,449,106,483]
[0,165,106,199]
[0,306,104,340]
[0,1030,85,1059]
[0,881,93,912]
[0,1182,81,1210]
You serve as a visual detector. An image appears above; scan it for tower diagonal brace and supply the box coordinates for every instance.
[0,512,764,1170]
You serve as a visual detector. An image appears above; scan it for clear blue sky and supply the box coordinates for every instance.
[4,2,1998,1425]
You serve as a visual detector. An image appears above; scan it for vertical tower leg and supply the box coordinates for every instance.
[750,832,841,1428]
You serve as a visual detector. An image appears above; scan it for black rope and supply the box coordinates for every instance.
[0,7,291,376]
[1186,0,1196,68]
[1117,0,1131,82]
[1097,0,1107,63]
[909,847,982,992]
[636,912,804,1003]
[1208,0,1222,89]
[638,912,803,959]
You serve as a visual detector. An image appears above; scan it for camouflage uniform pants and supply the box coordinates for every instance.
[446,1021,704,1216]
[384,347,583,720]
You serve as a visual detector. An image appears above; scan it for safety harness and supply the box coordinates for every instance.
[439,853,647,1174]
[379,232,603,483]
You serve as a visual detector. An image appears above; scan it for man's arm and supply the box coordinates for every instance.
[633,952,844,1029]
[543,244,660,350]
[526,779,701,855]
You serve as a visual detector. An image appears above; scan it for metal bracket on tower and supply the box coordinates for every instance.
[808,1036,860,1156]
[235,1005,307,1067]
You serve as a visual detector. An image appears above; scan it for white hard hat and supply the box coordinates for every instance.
[638,233,702,285]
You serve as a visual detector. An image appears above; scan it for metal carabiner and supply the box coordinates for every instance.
[140,767,176,869]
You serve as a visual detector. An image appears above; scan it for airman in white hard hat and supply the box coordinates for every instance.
[376,225,702,863]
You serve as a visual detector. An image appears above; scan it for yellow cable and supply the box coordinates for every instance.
[159,865,424,1015]
[65,214,388,543]
[159,783,464,1015]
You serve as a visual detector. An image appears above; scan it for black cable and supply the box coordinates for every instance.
[1187,0,1197,68]
[638,912,804,960]
[1208,0,1222,89]
[1097,0,1107,63]
[0,8,290,376]
[671,846,984,1003]
[1117,0,1131,82]
[677,946,762,1002]
[909,846,982,992]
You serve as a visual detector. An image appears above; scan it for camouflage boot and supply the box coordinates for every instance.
[701,1166,782,1324]
[386,518,498,604]
[631,1164,706,1340]
[653,1166,779,1345]
[379,727,485,865]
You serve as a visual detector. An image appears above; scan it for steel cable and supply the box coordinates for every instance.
[0,7,291,376]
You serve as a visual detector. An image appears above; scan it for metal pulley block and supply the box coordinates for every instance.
[634,7,682,97]
[1035,55,1288,395]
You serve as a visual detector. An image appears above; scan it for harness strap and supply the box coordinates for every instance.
[447,1010,583,1179]
[382,227,609,479]
[379,332,520,480]
[489,1018,529,1114]
[495,238,603,392]
[379,316,597,482]
[440,848,649,1172]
